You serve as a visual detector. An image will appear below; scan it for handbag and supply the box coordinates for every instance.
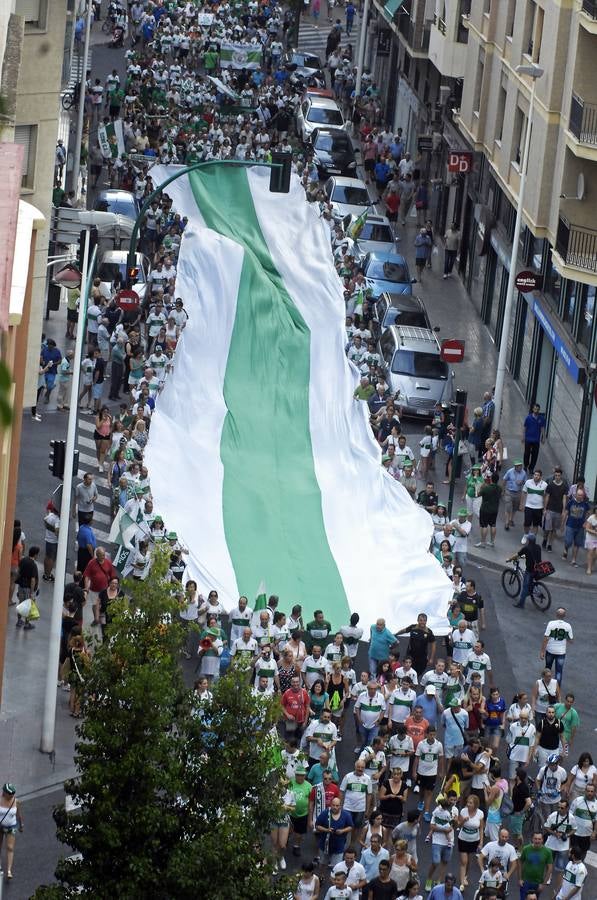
[29,599,40,621]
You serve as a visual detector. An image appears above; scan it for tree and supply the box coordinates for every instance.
[35,549,288,899]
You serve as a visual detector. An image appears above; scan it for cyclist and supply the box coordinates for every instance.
[506,533,541,610]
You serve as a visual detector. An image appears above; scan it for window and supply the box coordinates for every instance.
[483,0,491,13]
[403,52,411,79]
[496,85,507,143]
[562,281,578,330]
[544,250,562,309]
[505,0,516,37]
[532,6,544,63]
[390,350,449,379]
[527,235,546,272]
[473,51,485,115]
[512,106,527,168]
[13,125,37,190]
[578,285,595,350]
[523,1,537,58]
[15,0,47,29]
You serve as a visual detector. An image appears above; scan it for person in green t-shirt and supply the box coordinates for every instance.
[289,768,312,856]
[518,833,553,893]
[554,694,580,751]
[462,464,484,521]
[305,611,332,652]
[354,375,375,401]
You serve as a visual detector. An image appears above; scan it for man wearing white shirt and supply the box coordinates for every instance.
[340,759,372,836]
[451,620,475,666]
[230,626,257,664]
[301,647,328,689]
[386,678,416,727]
[354,682,386,749]
[465,641,493,687]
[332,848,367,900]
[540,608,573,685]
[302,709,338,768]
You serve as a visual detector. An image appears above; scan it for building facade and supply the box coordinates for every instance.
[451,0,597,494]
[13,0,69,409]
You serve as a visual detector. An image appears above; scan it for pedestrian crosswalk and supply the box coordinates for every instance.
[76,417,114,544]
[297,21,331,61]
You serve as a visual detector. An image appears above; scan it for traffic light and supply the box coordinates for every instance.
[454,388,467,428]
[76,226,99,271]
[269,152,292,194]
[49,440,66,479]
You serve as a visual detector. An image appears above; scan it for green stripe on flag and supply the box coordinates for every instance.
[188,167,350,628]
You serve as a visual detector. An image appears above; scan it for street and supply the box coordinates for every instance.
[2,6,597,899]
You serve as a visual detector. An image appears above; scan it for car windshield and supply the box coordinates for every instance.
[308,107,343,126]
[360,223,394,243]
[98,261,146,283]
[331,185,369,205]
[315,134,350,152]
[382,308,428,329]
[366,259,408,282]
[94,197,136,218]
[293,53,320,68]
[391,350,448,379]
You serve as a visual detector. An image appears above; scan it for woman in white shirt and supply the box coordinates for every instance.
[565,752,597,802]
[531,669,560,731]
[506,692,532,726]
[457,794,484,892]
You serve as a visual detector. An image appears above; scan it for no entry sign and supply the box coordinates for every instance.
[440,339,465,363]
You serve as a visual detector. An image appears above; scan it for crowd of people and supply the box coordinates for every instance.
[9,0,593,896]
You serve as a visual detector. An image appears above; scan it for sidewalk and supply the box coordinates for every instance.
[380,209,596,590]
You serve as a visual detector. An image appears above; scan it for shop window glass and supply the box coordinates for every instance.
[578,285,595,351]
[562,281,577,330]
[544,252,562,309]
[528,235,545,272]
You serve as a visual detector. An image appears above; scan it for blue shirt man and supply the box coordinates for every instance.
[369,619,396,676]
[428,875,464,900]
[503,463,527,492]
[524,406,546,444]
[360,840,389,880]
[418,686,441,728]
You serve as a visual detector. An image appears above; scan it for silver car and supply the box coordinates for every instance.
[296,96,346,142]
[350,214,398,257]
[378,325,454,419]
[324,176,373,219]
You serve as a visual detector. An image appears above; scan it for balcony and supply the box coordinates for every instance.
[570,94,597,144]
[556,216,597,274]
[566,93,597,160]
[428,12,466,78]
[580,0,597,32]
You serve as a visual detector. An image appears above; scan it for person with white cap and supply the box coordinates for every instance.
[417,683,443,730]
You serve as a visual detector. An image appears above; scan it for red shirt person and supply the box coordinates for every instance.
[405,705,429,750]
[83,547,118,625]
[281,675,311,734]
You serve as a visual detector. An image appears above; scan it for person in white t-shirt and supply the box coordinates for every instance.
[228,596,253,644]
[340,759,372,840]
[544,799,575,892]
[413,727,444,819]
[556,846,587,900]
[340,613,364,660]
[540,608,573,686]
[386,678,417,728]
[451,621,476,666]
[331,849,367,900]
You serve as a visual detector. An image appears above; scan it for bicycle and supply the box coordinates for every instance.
[500,557,552,611]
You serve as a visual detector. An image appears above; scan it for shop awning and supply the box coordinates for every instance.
[382,0,404,22]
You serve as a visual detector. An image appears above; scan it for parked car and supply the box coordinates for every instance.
[324,176,373,219]
[350,214,396,257]
[370,292,432,341]
[93,189,139,222]
[97,250,150,303]
[362,250,415,298]
[378,325,454,418]
[283,50,325,85]
[296,96,346,141]
[311,128,357,177]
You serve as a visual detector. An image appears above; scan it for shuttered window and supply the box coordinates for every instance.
[14,125,37,188]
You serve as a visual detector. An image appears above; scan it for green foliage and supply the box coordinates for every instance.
[34,549,290,900]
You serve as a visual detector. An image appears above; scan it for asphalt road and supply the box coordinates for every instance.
[6,567,595,898]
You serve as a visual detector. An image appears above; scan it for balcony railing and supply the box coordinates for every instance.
[582,0,597,19]
[569,93,597,145]
[556,216,597,273]
[433,14,447,35]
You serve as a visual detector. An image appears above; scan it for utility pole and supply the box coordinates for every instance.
[67,0,93,194]
[40,232,96,755]
[354,0,370,99]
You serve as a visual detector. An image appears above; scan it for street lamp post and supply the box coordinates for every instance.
[67,0,93,194]
[493,63,544,433]
[126,159,284,277]
[40,233,97,755]
[354,0,370,99]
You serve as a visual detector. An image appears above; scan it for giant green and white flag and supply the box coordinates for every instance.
[144,165,452,631]
[220,41,262,69]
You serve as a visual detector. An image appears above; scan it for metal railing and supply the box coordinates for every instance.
[433,14,447,35]
[582,0,597,19]
[569,93,597,145]
[556,216,597,273]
